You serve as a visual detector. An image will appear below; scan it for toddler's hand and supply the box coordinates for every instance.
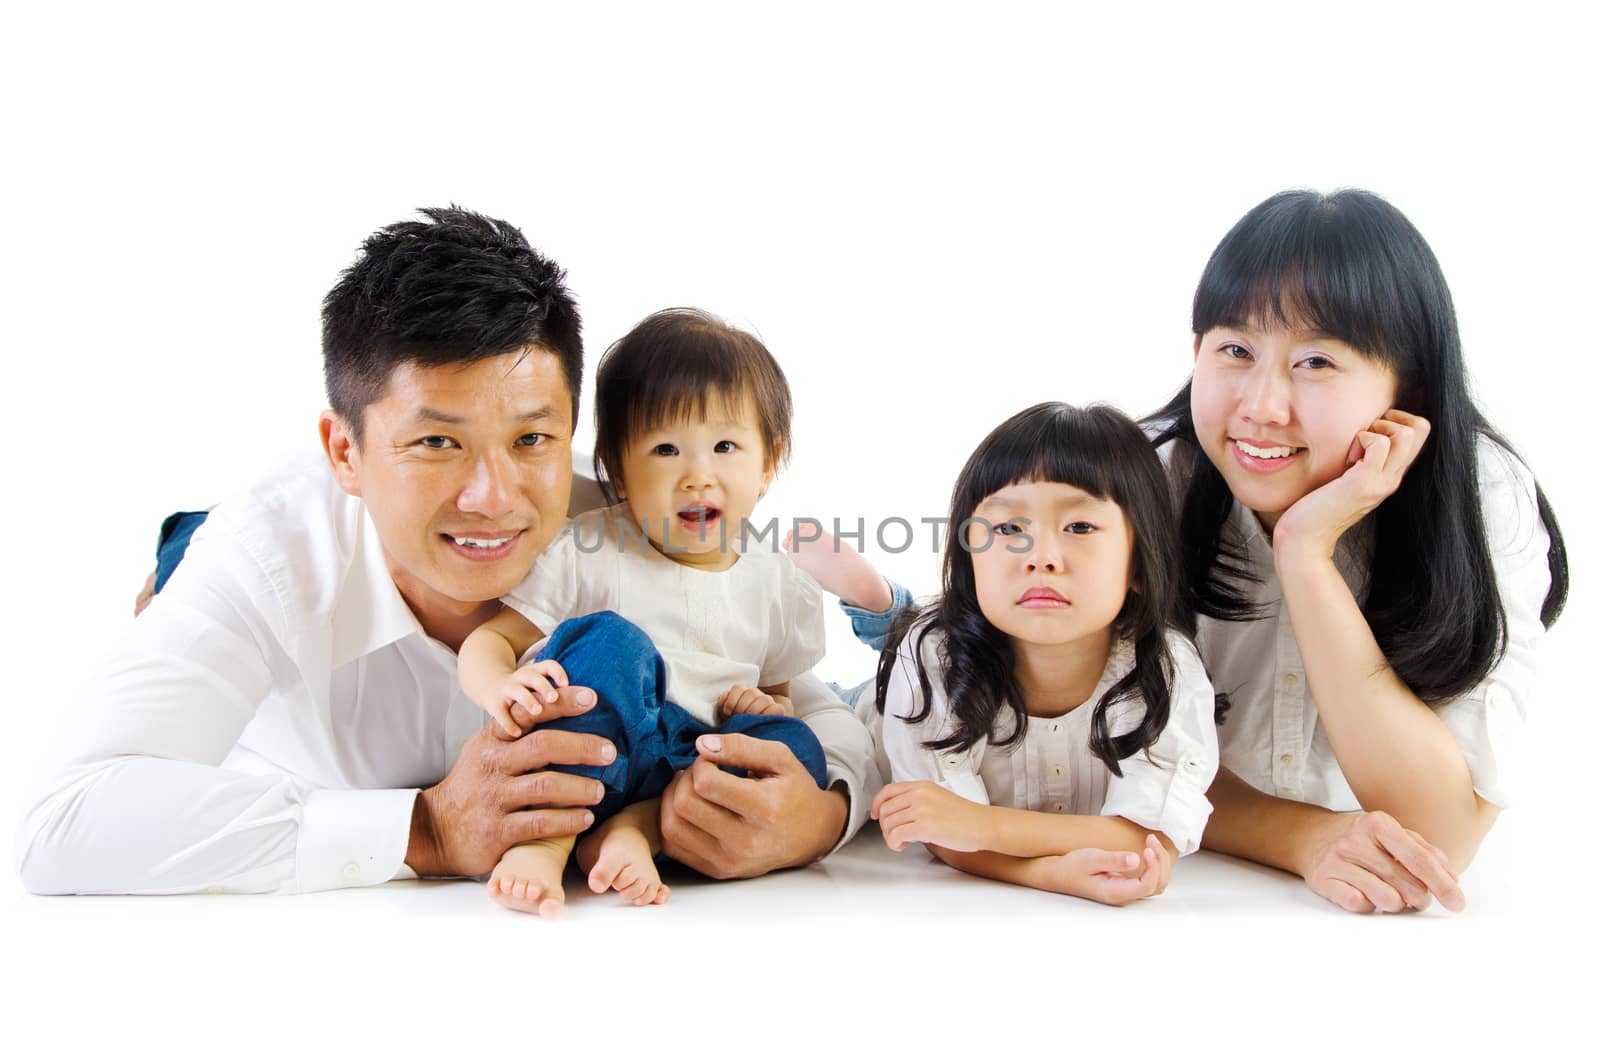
[482,659,570,738]
[717,685,791,718]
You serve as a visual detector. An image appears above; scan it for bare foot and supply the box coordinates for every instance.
[578,824,670,907]
[783,525,894,611]
[487,837,572,918]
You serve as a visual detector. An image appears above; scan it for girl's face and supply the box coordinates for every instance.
[614,394,775,571]
[967,479,1133,653]
[1189,321,1399,530]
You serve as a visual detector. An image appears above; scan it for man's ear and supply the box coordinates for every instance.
[320,410,363,497]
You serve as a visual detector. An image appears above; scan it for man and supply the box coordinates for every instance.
[14,207,876,895]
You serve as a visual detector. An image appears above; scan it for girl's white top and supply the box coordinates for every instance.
[875,624,1221,855]
[1178,436,1550,811]
[503,505,827,726]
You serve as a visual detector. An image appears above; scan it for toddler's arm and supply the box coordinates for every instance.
[458,607,560,737]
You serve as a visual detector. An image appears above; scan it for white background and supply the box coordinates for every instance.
[2,1,1595,1055]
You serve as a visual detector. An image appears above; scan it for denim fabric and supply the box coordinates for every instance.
[530,611,830,823]
[154,510,211,593]
[838,578,916,652]
[828,578,917,706]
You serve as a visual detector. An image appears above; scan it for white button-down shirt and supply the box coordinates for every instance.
[875,624,1220,855]
[14,449,877,895]
[1192,438,1550,810]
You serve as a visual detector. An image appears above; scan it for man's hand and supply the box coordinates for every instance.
[871,780,988,853]
[1297,810,1464,914]
[658,733,847,879]
[405,686,615,879]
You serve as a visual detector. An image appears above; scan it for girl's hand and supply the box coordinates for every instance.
[483,659,570,738]
[1273,409,1431,561]
[1298,810,1464,914]
[1039,835,1172,907]
[871,780,989,853]
[717,685,791,718]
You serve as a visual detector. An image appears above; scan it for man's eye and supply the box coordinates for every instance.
[517,433,546,447]
[419,436,455,450]
[714,440,737,454]
[1066,521,1097,535]
[653,444,679,457]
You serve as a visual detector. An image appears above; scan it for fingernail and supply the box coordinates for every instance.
[698,734,722,754]
[582,812,594,827]
[579,690,595,706]
[526,704,541,716]
[1125,854,1139,868]
[600,744,615,763]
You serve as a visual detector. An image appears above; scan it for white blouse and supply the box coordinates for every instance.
[1184,437,1551,811]
[503,504,827,726]
[874,623,1220,855]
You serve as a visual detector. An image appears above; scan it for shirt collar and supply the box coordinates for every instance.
[330,504,428,670]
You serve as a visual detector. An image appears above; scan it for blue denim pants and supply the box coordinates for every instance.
[154,510,211,592]
[828,579,916,708]
[530,610,829,823]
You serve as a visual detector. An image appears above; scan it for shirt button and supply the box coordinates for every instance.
[1054,804,1064,812]
[1279,754,1294,766]
[1053,767,1062,776]
[1051,723,1059,733]
[341,862,362,882]
[1284,674,1299,687]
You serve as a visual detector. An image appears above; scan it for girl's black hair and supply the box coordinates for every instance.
[875,402,1189,775]
[1147,188,1569,706]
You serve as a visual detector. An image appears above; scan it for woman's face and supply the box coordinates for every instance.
[1189,321,1399,530]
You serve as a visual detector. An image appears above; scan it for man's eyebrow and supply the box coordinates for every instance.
[409,405,563,426]
[515,405,562,422]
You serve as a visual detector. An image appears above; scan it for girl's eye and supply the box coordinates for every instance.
[419,436,455,450]
[652,444,679,457]
[1065,521,1097,535]
[714,440,737,454]
[993,521,1023,536]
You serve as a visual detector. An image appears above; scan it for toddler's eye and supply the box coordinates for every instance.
[714,440,737,454]
[653,443,679,457]
[1065,521,1097,535]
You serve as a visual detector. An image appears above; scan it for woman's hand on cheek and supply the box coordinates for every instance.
[1273,409,1431,562]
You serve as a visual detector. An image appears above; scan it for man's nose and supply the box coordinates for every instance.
[457,451,517,518]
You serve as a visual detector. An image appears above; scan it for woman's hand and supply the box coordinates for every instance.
[872,780,990,852]
[1298,810,1464,913]
[1273,409,1431,561]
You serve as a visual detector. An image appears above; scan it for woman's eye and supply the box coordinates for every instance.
[1299,355,1333,370]
[653,443,678,457]
[1222,343,1251,360]
[419,436,454,450]
[714,440,737,454]
[1065,521,1097,535]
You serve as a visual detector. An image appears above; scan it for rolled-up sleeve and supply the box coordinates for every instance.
[790,671,881,853]
[879,632,992,806]
[1099,634,1219,855]
[1433,446,1551,809]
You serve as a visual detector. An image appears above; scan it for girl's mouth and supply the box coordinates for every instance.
[1018,586,1069,609]
[676,505,723,536]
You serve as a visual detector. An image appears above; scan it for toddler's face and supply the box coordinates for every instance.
[966,479,1133,656]
[1189,320,1399,532]
[615,396,775,570]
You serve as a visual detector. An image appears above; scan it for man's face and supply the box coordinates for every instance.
[324,347,574,629]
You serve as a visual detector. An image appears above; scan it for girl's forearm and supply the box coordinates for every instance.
[1275,550,1495,860]
[981,804,1170,860]
[929,845,1076,895]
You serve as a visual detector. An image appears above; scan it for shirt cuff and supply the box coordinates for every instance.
[293,787,420,893]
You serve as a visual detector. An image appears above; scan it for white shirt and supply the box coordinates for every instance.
[14,449,878,895]
[873,622,1220,855]
[1184,437,1550,810]
[504,505,826,725]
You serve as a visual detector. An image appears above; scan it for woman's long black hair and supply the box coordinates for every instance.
[874,402,1188,775]
[1147,188,1569,706]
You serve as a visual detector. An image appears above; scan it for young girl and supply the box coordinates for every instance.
[857,402,1220,906]
[458,308,830,917]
